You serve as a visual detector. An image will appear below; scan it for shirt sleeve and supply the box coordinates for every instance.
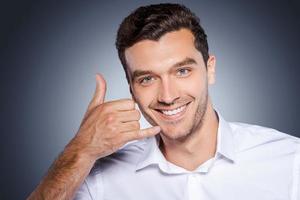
[73,180,93,200]
[73,170,104,200]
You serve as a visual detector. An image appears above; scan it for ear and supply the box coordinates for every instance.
[207,55,216,85]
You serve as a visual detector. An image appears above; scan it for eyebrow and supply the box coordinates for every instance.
[131,57,197,81]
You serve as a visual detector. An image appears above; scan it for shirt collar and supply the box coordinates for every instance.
[216,110,236,162]
[135,135,173,173]
[135,110,236,172]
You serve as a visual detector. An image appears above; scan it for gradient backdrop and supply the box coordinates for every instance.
[1,0,300,199]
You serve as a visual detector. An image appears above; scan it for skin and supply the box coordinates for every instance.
[125,28,218,170]
[27,28,218,199]
[27,74,161,199]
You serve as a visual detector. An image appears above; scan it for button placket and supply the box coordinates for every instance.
[187,173,204,200]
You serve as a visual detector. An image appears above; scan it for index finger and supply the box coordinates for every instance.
[105,99,135,111]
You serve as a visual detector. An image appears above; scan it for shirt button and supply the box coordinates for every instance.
[190,173,198,180]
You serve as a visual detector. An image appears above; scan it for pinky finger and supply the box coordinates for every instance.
[124,126,161,142]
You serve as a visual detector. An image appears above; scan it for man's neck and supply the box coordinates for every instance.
[159,101,219,171]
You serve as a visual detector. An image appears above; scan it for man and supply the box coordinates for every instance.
[28,3,300,200]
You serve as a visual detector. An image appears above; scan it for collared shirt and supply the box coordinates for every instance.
[74,112,300,200]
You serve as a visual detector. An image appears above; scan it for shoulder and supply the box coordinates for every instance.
[88,139,148,176]
[229,122,300,154]
[79,139,149,198]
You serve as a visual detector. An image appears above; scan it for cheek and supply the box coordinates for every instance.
[178,74,206,97]
[133,87,156,107]
[191,80,205,96]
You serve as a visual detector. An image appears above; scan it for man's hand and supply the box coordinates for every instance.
[71,73,161,161]
[27,74,160,200]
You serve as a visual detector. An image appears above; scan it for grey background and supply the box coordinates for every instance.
[1,0,299,199]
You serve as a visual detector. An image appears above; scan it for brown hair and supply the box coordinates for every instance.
[115,3,209,83]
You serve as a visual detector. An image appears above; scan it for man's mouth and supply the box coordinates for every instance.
[160,104,186,115]
[153,102,191,120]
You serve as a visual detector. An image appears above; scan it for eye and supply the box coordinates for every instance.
[176,68,191,76]
[139,76,155,85]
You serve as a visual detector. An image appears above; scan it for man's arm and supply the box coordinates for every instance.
[27,74,161,200]
[27,142,94,200]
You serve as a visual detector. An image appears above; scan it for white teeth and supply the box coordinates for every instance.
[161,105,186,116]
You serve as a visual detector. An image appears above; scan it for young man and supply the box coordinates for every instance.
[28,3,300,200]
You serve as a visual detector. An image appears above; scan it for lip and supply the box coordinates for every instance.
[153,102,191,122]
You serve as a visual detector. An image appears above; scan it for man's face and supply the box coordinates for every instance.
[125,29,216,140]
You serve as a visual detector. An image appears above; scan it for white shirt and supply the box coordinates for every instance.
[74,112,300,200]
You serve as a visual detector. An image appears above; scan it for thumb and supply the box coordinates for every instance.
[95,73,106,104]
[87,73,107,113]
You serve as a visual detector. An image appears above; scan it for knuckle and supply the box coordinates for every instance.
[106,113,116,123]
[128,122,139,130]
[100,102,113,113]
[142,129,150,137]
[134,122,140,130]
[125,99,135,109]
[134,110,141,120]
[134,130,142,139]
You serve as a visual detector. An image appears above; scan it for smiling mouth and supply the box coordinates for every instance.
[154,102,191,120]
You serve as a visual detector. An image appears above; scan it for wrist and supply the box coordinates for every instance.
[63,139,96,169]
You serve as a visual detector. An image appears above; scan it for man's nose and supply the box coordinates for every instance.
[157,78,179,105]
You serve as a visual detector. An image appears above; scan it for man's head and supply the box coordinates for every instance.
[116,3,209,83]
[115,3,216,140]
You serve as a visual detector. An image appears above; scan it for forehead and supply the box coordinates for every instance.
[125,29,203,74]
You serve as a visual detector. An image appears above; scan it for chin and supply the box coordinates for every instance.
[160,126,192,141]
